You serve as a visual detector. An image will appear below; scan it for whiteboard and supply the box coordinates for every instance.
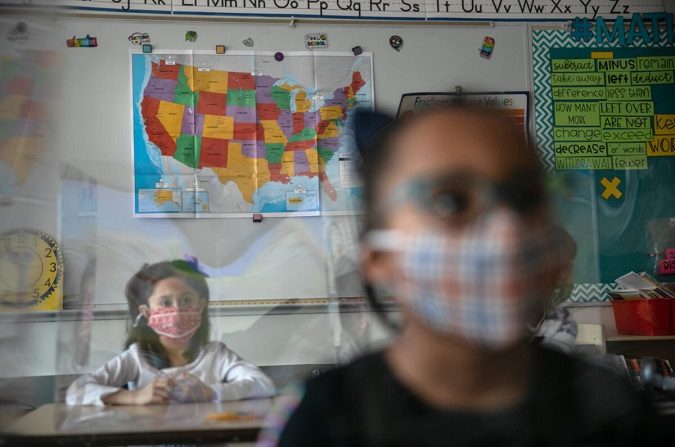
[57,17,530,306]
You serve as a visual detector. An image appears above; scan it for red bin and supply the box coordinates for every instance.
[611,299,672,336]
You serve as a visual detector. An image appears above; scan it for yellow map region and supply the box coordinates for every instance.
[211,143,271,203]
[203,115,234,139]
[318,121,340,139]
[277,82,301,93]
[184,68,228,94]
[343,85,357,99]
[157,100,185,141]
[320,105,343,121]
[154,190,177,206]
[260,120,287,144]
[280,151,295,177]
[295,91,311,113]
[277,149,319,178]
[305,149,319,174]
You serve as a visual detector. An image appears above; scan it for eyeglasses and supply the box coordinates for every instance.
[377,169,546,225]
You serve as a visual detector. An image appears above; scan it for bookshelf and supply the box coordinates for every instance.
[607,335,675,342]
[606,335,675,364]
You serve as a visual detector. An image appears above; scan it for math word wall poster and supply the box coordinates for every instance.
[532,14,675,302]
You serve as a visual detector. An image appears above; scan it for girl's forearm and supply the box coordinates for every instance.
[101,389,136,405]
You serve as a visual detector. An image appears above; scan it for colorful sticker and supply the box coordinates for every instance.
[185,31,198,42]
[480,36,495,59]
[66,35,98,48]
[129,32,150,45]
[352,46,363,56]
[242,37,254,47]
[305,33,329,50]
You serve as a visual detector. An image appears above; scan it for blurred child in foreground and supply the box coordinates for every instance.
[258,105,664,447]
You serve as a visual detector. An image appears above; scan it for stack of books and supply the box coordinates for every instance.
[608,272,675,336]
[609,271,675,300]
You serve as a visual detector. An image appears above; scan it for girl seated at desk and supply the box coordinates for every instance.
[66,259,275,406]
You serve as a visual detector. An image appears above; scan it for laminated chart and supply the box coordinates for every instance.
[546,48,675,171]
[532,27,675,302]
[131,51,373,217]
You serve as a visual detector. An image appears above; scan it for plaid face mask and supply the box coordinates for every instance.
[147,305,202,344]
[366,209,557,349]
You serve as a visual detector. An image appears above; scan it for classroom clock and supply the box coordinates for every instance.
[0,229,64,310]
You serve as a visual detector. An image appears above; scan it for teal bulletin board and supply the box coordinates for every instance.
[532,27,675,303]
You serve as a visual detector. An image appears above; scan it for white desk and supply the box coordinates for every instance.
[1,398,275,446]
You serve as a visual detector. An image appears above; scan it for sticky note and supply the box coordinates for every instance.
[550,59,595,72]
[599,102,653,116]
[554,102,599,126]
[553,127,602,142]
[604,72,631,86]
[555,157,612,170]
[554,142,607,157]
[591,51,614,59]
[552,86,605,100]
[646,135,675,156]
[596,58,636,72]
[605,86,651,101]
[612,155,647,170]
[631,70,674,85]
[550,72,604,86]
[654,114,675,135]
[636,56,675,71]
[607,142,646,156]
[601,116,650,129]
[657,259,675,275]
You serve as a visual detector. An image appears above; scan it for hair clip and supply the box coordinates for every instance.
[133,313,146,328]
[181,255,210,277]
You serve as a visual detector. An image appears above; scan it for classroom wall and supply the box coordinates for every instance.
[57,17,531,305]
[0,305,618,378]
[0,310,394,378]
[2,14,626,381]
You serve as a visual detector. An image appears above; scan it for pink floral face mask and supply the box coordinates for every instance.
[146,305,202,344]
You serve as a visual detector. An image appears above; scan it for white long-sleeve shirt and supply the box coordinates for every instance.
[66,341,275,406]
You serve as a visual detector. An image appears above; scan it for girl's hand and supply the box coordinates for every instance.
[133,377,174,405]
[171,373,216,403]
[101,377,174,406]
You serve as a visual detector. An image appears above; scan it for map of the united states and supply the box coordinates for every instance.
[140,59,366,206]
